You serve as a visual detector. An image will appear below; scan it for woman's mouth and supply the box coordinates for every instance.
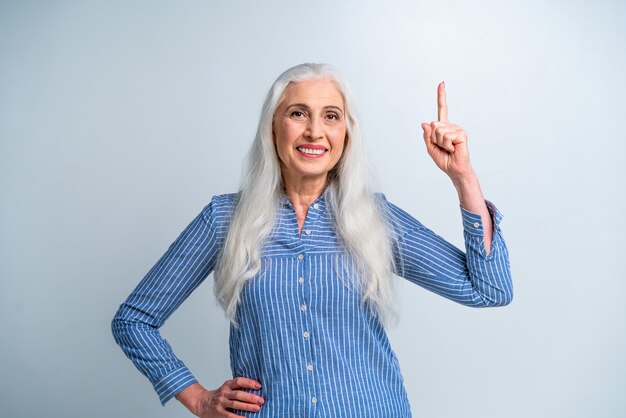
[296,146,327,157]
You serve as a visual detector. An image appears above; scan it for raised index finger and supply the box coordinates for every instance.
[437,81,448,123]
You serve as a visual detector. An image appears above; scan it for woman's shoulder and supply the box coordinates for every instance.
[209,192,240,208]
[373,192,428,237]
[200,192,240,229]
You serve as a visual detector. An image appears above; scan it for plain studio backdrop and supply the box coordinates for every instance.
[1,1,624,417]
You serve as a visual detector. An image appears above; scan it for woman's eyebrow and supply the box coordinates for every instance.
[323,105,344,113]
[285,103,344,113]
[285,103,310,111]
[286,103,343,112]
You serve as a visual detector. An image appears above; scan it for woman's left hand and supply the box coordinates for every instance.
[421,82,474,182]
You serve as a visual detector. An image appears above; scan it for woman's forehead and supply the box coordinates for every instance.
[281,79,344,109]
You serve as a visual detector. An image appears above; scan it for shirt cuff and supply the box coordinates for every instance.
[460,200,502,236]
[153,366,197,406]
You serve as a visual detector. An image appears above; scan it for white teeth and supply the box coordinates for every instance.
[297,147,326,155]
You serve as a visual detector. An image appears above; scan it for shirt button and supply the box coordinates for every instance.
[300,304,307,312]
[298,254,304,260]
[313,204,319,210]
[307,363,314,371]
[298,277,304,284]
[303,331,310,339]
[305,229,312,235]
[473,222,480,228]
[311,397,317,404]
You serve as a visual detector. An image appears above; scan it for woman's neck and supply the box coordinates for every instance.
[283,175,327,232]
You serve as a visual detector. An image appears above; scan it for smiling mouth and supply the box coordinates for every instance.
[296,146,327,156]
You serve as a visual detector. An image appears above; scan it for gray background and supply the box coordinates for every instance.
[1,1,624,417]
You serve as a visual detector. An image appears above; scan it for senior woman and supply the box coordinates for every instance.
[112,63,512,418]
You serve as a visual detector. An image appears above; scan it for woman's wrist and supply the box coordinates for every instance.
[449,170,490,220]
[175,383,208,416]
[450,169,479,197]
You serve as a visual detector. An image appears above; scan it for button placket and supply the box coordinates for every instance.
[297,252,315,402]
[285,199,322,410]
[296,198,323,407]
[301,199,322,241]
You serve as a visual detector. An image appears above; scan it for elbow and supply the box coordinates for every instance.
[471,287,513,308]
[482,270,514,307]
[111,309,124,345]
[498,290,513,306]
[499,277,514,306]
[489,287,514,307]
[111,303,160,346]
[111,305,132,346]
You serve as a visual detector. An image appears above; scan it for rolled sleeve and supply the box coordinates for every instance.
[459,200,512,305]
[460,200,505,260]
[154,366,197,405]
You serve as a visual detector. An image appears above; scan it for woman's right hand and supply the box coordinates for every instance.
[176,379,265,417]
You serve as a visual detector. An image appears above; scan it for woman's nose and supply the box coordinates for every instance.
[305,118,323,139]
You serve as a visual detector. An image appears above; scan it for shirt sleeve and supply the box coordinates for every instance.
[382,196,513,307]
[111,199,225,405]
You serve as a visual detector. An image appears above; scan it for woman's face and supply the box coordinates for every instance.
[273,79,347,188]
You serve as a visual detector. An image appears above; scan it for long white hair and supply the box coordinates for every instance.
[214,63,397,326]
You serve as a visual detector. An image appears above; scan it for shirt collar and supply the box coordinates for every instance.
[279,191,327,211]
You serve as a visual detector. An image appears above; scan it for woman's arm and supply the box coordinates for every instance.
[112,195,266,415]
[385,81,512,306]
[111,203,221,405]
[384,195,512,307]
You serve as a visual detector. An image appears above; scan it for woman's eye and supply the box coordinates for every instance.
[326,113,340,121]
[291,111,305,118]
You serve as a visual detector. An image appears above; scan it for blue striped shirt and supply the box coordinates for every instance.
[112,192,512,417]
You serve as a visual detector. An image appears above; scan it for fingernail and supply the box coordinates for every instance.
[255,383,262,389]
[442,81,445,87]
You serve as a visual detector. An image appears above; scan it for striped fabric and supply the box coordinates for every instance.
[112,192,512,417]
